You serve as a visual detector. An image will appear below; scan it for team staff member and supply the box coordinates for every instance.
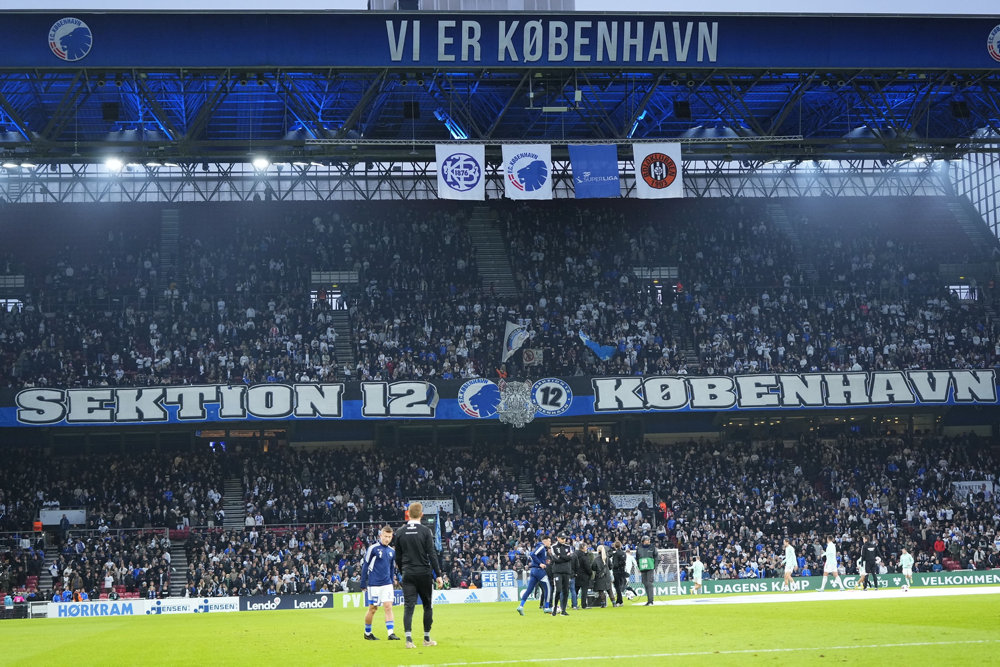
[362,525,400,641]
[394,502,443,649]
[549,533,573,616]
[861,536,881,590]
[610,541,627,607]
[574,542,593,609]
[636,535,656,606]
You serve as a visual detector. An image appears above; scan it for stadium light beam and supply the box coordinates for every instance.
[105,157,123,171]
[252,157,270,170]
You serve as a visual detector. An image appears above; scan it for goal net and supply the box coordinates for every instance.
[624,547,695,596]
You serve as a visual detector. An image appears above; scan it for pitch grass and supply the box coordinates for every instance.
[2,593,998,666]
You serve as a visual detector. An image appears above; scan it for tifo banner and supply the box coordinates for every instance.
[633,143,683,198]
[569,144,621,199]
[436,144,485,200]
[501,321,530,362]
[481,570,518,589]
[952,480,995,499]
[408,499,454,515]
[5,370,997,426]
[39,509,86,525]
[610,493,654,509]
[241,594,333,612]
[502,144,553,200]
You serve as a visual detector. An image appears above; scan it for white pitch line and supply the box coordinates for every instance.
[413,639,999,666]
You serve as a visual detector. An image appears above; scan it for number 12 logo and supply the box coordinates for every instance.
[531,378,573,417]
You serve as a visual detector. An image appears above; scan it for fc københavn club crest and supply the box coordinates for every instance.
[457,378,501,418]
[49,18,93,62]
[989,25,1000,63]
[506,151,549,192]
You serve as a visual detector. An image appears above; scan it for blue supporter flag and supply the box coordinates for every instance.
[568,144,621,199]
[578,330,616,361]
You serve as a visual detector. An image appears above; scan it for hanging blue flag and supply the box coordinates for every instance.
[578,330,616,361]
[568,144,621,199]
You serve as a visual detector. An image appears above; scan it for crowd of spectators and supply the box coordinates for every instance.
[2,196,998,393]
[1,428,997,599]
[0,448,227,534]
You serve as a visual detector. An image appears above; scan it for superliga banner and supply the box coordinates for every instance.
[502,144,553,200]
[569,144,621,199]
[633,143,683,199]
[436,144,485,200]
[5,369,998,427]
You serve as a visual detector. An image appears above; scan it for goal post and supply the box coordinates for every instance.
[655,548,683,595]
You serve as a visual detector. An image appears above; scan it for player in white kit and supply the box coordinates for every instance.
[782,539,796,591]
[819,536,845,591]
[899,548,915,591]
[688,556,705,595]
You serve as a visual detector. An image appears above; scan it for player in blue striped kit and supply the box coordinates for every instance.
[362,525,400,640]
[517,535,552,615]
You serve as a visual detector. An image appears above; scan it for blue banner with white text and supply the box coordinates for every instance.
[569,145,621,199]
[1,370,997,427]
[1,13,999,69]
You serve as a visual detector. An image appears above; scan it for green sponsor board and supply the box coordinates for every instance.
[652,570,1000,597]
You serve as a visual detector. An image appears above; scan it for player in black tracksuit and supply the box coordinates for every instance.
[610,541,627,607]
[549,533,574,616]
[394,503,443,648]
[861,536,880,590]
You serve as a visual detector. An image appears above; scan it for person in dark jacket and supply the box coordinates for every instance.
[574,543,593,609]
[394,502,443,648]
[590,545,613,608]
[861,536,881,590]
[636,535,656,605]
[609,540,627,607]
[549,533,574,616]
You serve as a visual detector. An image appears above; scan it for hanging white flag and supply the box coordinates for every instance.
[502,144,553,200]
[632,143,683,199]
[436,145,486,200]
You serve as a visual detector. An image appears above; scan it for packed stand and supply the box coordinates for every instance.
[2,197,998,393]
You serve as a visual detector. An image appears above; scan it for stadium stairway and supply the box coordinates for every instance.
[947,199,1000,257]
[327,310,356,371]
[222,478,246,531]
[766,202,818,285]
[41,547,58,597]
[467,206,519,298]
[168,543,188,597]
[159,209,180,290]
[516,471,537,506]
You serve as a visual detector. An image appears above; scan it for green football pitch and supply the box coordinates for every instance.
[2,588,998,666]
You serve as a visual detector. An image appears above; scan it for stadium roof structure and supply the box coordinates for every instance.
[0,11,999,166]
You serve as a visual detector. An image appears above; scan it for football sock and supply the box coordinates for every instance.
[425,633,431,642]
[365,624,372,634]
[386,621,394,633]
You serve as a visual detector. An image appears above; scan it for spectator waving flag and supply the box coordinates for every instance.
[502,321,530,362]
[578,330,616,361]
[502,144,553,200]
[632,143,683,198]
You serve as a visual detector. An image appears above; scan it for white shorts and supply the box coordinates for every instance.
[902,567,912,577]
[784,564,794,574]
[367,584,394,605]
[858,566,867,576]
[823,565,838,575]
[693,575,702,584]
